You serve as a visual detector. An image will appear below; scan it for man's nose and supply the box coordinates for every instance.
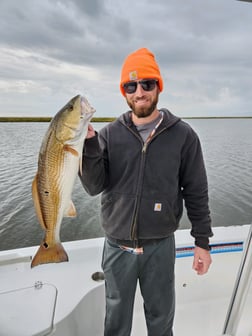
[135,82,145,96]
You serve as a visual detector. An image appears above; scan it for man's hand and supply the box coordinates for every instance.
[193,246,212,275]
[86,124,96,139]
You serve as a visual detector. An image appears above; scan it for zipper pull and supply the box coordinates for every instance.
[142,142,148,153]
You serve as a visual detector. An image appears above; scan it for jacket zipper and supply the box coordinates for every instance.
[122,125,144,245]
[123,117,171,247]
[130,145,147,245]
[131,125,172,245]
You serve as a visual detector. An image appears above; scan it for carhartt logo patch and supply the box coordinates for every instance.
[129,71,138,80]
[154,203,162,211]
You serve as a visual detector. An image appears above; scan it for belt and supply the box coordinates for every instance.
[106,236,166,248]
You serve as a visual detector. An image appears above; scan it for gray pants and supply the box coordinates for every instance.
[102,236,175,336]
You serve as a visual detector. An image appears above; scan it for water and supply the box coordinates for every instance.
[0,119,252,251]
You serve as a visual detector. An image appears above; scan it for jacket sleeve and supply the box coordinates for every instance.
[180,129,213,250]
[79,132,108,196]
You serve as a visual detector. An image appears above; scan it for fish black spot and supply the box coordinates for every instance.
[44,191,49,196]
[43,242,49,248]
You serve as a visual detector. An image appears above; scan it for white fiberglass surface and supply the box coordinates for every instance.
[0,227,251,336]
[132,252,246,336]
[0,283,57,336]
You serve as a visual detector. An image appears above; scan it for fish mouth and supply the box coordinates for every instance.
[80,96,96,118]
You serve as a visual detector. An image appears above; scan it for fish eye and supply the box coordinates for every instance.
[68,104,74,111]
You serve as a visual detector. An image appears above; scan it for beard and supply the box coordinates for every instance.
[126,93,159,119]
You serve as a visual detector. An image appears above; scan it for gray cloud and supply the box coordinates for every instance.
[0,0,251,117]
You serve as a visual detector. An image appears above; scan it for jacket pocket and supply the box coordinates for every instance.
[101,192,136,240]
[138,197,178,238]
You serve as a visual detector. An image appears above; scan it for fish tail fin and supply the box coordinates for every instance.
[31,241,68,268]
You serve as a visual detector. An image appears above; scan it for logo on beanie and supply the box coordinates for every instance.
[129,71,138,80]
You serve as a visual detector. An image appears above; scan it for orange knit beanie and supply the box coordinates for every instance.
[120,48,163,96]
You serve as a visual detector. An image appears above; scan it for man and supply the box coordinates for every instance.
[80,48,213,336]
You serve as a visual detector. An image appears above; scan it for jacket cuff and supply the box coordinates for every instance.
[84,132,101,157]
[195,237,211,251]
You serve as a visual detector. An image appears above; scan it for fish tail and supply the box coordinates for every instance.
[31,241,69,268]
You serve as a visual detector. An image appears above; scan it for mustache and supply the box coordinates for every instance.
[134,96,148,102]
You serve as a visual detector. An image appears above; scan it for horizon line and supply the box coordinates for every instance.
[0,116,252,122]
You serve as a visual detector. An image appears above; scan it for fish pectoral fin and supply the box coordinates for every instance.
[63,144,79,157]
[32,174,47,230]
[64,200,77,217]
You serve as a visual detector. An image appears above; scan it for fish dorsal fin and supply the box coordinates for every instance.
[63,144,79,157]
[64,200,77,217]
[32,174,47,230]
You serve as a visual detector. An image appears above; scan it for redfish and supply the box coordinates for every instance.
[31,95,95,268]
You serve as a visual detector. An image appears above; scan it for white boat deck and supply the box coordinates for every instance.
[0,225,251,336]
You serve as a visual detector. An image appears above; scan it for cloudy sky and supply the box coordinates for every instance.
[0,0,251,118]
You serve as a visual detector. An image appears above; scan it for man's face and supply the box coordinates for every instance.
[124,79,160,119]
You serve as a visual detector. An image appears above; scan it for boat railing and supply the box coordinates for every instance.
[222,223,252,335]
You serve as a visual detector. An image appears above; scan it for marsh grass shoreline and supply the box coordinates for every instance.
[0,116,252,122]
[0,117,116,122]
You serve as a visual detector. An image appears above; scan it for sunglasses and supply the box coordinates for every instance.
[122,79,158,94]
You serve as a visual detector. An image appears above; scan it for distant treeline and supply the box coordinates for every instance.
[0,116,251,122]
